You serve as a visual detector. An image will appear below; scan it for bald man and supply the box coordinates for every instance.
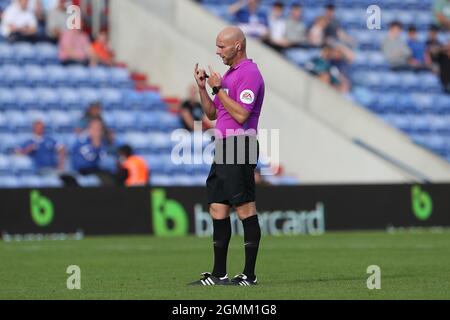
[189,26,265,286]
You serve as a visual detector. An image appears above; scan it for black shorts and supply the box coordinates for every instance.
[206,135,259,207]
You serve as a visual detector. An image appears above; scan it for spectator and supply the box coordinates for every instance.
[116,145,149,187]
[16,120,66,174]
[228,0,268,39]
[77,102,114,146]
[180,84,214,132]
[71,118,107,175]
[46,0,68,42]
[264,1,288,51]
[433,0,450,30]
[91,31,114,66]
[59,28,95,66]
[425,24,443,70]
[329,43,354,80]
[436,41,450,92]
[1,0,38,42]
[382,21,412,70]
[305,44,350,93]
[285,3,307,48]
[321,4,355,48]
[308,16,328,47]
[407,25,428,69]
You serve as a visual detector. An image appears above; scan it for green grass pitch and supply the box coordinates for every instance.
[1,231,449,299]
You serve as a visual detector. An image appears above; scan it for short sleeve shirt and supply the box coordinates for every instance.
[213,59,265,138]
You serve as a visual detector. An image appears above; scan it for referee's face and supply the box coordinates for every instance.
[216,37,238,66]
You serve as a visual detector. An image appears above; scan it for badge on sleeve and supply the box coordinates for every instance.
[239,89,255,104]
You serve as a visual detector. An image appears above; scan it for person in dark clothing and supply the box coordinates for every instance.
[180,84,214,131]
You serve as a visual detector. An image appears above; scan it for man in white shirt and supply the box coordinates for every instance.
[264,1,288,51]
[1,0,38,42]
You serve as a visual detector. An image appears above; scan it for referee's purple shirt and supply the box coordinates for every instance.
[213,59,265,138]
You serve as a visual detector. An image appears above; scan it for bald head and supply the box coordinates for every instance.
[216,26,247,67]
[218,26,246,45]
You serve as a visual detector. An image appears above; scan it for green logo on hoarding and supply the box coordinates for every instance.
[411,185,433,221]
[30,190,54,226]
[151,189,188,236]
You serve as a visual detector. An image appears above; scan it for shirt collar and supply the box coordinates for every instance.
[231,58,252,71]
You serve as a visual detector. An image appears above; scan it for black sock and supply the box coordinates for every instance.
[212,217,231,278]
[242,215,261,280]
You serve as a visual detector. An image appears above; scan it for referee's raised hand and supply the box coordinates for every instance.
[207,65,222,88]
[194,63,207,89]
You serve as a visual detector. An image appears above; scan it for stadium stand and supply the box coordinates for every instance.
[201,0,450,164]
[0,0,288,188]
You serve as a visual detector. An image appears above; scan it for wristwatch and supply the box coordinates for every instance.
[212,86,222,95]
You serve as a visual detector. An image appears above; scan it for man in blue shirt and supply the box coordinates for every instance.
[17,120,65,173]
[407,25,427,68]
[228,0,268,39]
[71,118,107,175]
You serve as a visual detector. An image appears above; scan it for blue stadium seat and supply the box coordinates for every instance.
[0,175,19,188]
[65,65,91,87]
[1,65,26,87]
[89,67,110,87]
[0,88,16,109]
[122,132,151,152]
[17,175,44,187]
[136,111,161,131]
[24,65,47,87]
[40,175,64,187]
[5,110,31,130]
[111,110,136,130]
[58,87,82,109]
[10,155,35,175]
[35,87,60,109]
[0,154,10,173]
[150,174,173,186]
[0,43,14,64]
[108,68,132,88]
[76,174,102,187]
[99,88,122,109]
[50,110,74,132]
[78,87,101,107]
[45,65,69,87]
[34,43,58,65]
[14,42,37,64]
[147,132,173,153]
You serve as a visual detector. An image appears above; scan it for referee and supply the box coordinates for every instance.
[189,26,265,286]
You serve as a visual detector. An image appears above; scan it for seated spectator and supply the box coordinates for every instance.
[329,43,354,80]
[179,84,214,132]
[59,28,95,66]
[305,45,350,93]
[308,17,328,47]
[407,25,428,70]
[433,0,450,30]
[116,145,149,187]
[46,0,68,42]
[91,31,114,66]
[382,21,412,70]
[28,0,45,26]
[321,4,355,48]
[76,102,114,146]
[1,0,38,42]
[436,41,450,92]
[285,3,307,48]
[264,1,288,52]
[228,0,268,39]
[425,24,443,71]
[16,120,65,174]
[71,118,107,175]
